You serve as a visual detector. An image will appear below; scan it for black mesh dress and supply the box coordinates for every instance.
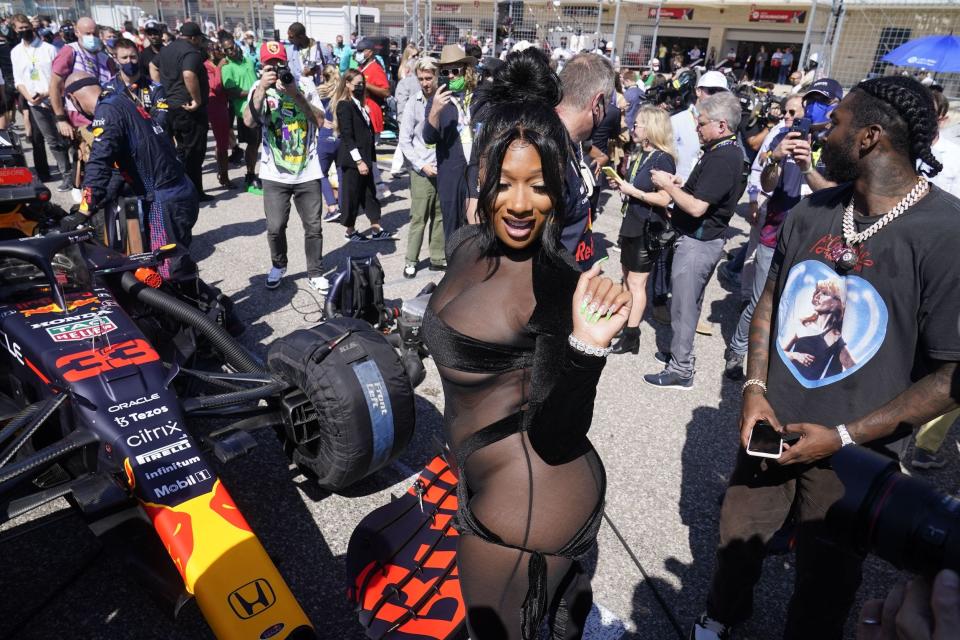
[423,226,607,640]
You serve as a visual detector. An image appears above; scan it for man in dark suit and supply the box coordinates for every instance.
[336,70,395,243]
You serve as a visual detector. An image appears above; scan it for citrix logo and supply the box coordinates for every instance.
[126,421,181,448]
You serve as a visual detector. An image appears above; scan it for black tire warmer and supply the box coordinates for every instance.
[267,317,416,492]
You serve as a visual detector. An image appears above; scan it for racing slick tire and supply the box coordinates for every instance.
[267,317,416,491]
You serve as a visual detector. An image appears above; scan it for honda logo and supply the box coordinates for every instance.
[227,578,276,619]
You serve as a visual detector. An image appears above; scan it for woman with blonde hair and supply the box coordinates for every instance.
[316,64,342,220]
[397,43,419,80]
[781,279,855,380]
[606,105,677,354]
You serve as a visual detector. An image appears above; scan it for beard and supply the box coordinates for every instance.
[821,130,860,183]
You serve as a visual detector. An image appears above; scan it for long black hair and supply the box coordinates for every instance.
[470,48,569,260]
[850,76,942,178]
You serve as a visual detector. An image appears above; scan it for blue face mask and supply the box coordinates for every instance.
[120,61,138,77]
[105,37,117,49]
[81,34,101,52]
[805,100,834,126]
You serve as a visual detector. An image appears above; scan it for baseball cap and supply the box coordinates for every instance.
[244,30,255,38]
[179,22,206,38]
[805,77,843,101]
[697,70,728,90]
[144,19,160,32]
[260,40,287,63]
[355,37,376,51]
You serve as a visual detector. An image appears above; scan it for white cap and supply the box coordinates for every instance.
[512,39,533,52]
[605,41,613,50]
[244,30,255,37]
[697,70,728,90]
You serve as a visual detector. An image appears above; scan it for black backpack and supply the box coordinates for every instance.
[324,255,389,327]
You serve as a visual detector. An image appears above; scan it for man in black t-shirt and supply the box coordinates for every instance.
[644,91,746,389]
[154,22,210,201]
[139,20,164,79]
[691,76,960,640]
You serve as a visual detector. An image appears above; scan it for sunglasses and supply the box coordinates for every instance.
[439,67,463,77]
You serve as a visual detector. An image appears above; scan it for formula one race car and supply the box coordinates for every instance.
[0,138,420,637]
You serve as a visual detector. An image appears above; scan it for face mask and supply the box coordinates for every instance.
[81,34,101,52]
[18,29,33,42]
[447,75,466,93]
[355,51,365,63]
[105,37,117,48]
[805,101,833,125]
[120,61,138,77]
[352,84,365,100]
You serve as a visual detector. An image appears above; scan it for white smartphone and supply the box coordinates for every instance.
[746,419,783,459]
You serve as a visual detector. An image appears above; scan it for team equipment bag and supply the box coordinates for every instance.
[346,455,467,640]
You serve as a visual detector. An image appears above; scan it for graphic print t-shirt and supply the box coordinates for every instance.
[249,79,322,184]
[765,184,960,455]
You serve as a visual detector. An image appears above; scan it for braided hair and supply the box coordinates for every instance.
[850,76,942,177]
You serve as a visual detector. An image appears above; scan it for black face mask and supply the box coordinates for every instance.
[18,28,33,42]
[352,84,365,100]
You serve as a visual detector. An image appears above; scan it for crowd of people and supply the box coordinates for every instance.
[1,13,959,640]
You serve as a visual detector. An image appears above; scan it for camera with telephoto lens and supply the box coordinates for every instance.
[274,62,294,85]
[828,445,960,576]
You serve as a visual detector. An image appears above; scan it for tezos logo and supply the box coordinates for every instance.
[114,404,168,428]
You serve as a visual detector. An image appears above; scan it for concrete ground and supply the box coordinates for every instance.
[2,130,959,640]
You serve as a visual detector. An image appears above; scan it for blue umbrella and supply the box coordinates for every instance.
[881,33,960,73]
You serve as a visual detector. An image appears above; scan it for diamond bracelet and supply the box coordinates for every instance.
[568,334,612,358]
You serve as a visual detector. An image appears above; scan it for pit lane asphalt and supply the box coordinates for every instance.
[2,137,959,640]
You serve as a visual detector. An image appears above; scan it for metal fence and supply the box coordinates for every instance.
[11,0,959,96]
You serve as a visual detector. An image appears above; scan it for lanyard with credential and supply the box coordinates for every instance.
[621,150,657,216]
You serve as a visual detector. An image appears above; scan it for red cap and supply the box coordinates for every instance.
[260,41,287,63]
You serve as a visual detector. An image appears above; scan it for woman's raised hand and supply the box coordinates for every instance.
[571,258,632,349]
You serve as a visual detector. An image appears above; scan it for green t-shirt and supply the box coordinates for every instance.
[220,56,258,118]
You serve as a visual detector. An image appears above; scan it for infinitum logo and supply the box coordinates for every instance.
[144,456,201,480]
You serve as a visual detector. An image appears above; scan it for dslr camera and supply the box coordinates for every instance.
[828,445,960,576]
[274,62,294,85]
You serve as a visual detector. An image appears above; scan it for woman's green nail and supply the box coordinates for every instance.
[597,256,609,264]
[605,310,613,320]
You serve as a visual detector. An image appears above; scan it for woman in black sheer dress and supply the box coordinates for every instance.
[422,50,632,640]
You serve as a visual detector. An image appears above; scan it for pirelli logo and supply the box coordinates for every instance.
[228,578,276,619]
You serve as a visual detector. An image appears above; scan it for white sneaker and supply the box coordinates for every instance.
[307,276,330,295]
[690,614,731,640]
[266,266,286,289]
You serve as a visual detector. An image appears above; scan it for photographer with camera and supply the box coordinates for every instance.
[691,75,960,640]
[244,41,327,292]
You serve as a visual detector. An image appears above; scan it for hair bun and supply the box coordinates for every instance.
[472,49,562,122]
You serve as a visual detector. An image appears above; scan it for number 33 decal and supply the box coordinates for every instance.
[55,339,159,382]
